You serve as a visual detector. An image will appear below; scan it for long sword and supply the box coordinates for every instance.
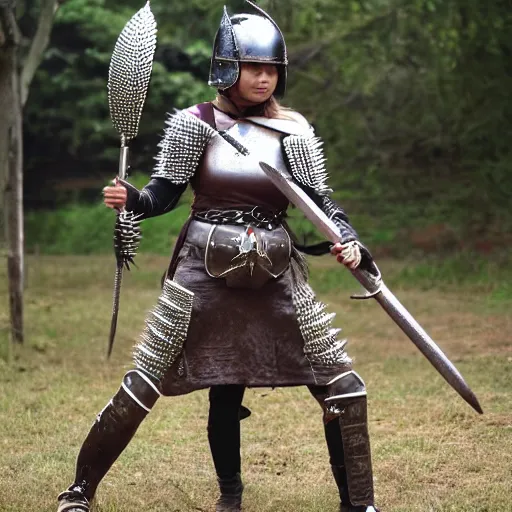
[106,2,157,358]
[259,161,483,414]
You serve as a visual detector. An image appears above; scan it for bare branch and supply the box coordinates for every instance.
[20,0,62,106]
[0,6,20,205]
[0,5,21,47]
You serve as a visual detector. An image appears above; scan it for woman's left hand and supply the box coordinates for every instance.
[330,241,362,269]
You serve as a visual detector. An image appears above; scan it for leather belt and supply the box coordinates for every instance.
[192,206,285,231]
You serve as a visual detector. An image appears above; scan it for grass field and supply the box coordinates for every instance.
[0,254,511,511]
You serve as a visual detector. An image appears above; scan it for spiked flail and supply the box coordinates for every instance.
[134,279,194,380]
[108,1,157,143]
[114,210,142,269]
[282,135,332,195]
[106,3,157,358]
[152,110,217,184]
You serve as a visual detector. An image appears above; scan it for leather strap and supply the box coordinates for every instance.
[187,101,216,129]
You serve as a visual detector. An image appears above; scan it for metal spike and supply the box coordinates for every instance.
[108,2,157,142]
[152,110,216,184]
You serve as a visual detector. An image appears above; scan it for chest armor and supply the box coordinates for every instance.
[190,120,295,288]
[192,120,289,213]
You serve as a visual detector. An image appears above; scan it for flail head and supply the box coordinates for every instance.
[108,1,157,144]
[114,210,143,269]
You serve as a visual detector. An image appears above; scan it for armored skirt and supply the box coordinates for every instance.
[157,225,341,396]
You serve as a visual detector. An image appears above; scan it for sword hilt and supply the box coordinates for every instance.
[350,263,383,299]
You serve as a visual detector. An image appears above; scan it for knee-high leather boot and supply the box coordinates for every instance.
[324,371,379,512]
[57,370,160,512]
[324,418,351,505]
[310,372,379,512]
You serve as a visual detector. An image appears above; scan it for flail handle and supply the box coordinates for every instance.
[118,146,129,181]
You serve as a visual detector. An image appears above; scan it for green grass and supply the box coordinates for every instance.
[0,254,511,511]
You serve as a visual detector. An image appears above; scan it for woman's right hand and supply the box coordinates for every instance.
[103,179,127,209]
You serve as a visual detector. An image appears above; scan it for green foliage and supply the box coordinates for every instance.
[22,0,512,246]
[24,174,194,255]
[307,249,512,306]
[278,0,512,237]
[25,201,191,256]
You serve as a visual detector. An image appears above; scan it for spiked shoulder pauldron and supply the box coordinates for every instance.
[282,133,359,244]
[151,110,217,185]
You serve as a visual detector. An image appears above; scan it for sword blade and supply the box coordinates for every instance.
[376,283,483,413]
[108,264,123,359]
[259,161,483,414]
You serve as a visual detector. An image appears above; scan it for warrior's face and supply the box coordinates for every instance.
[227,63,278,108]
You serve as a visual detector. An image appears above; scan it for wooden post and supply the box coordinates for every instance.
[0,5,24,344]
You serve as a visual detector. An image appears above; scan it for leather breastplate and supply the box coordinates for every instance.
[191,120,289,213]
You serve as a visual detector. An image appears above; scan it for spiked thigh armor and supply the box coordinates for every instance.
[134,279,195,381]
[289,250,352,371]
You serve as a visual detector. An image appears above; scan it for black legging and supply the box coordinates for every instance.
[207,384,344,479]
[208,385,246,479]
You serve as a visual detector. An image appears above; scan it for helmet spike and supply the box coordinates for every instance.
[243,0,288,65]
[217,5,239,59]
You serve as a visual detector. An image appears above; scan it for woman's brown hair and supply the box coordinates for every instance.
[216,92,295,120]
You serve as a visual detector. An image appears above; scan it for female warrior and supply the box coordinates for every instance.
[57,2,379,511]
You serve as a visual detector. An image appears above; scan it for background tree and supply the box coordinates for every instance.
[1,0,64,344]
[9,0,512,260]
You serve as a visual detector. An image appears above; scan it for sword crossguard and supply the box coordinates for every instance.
[350,288,382,300]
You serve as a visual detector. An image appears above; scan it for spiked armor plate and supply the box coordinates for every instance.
[133,279,194,381]
[152,110,217,184]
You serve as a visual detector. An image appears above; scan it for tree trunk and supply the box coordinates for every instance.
[1,1,61,347]
[1,6,23,344]
[7,55,24,344]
